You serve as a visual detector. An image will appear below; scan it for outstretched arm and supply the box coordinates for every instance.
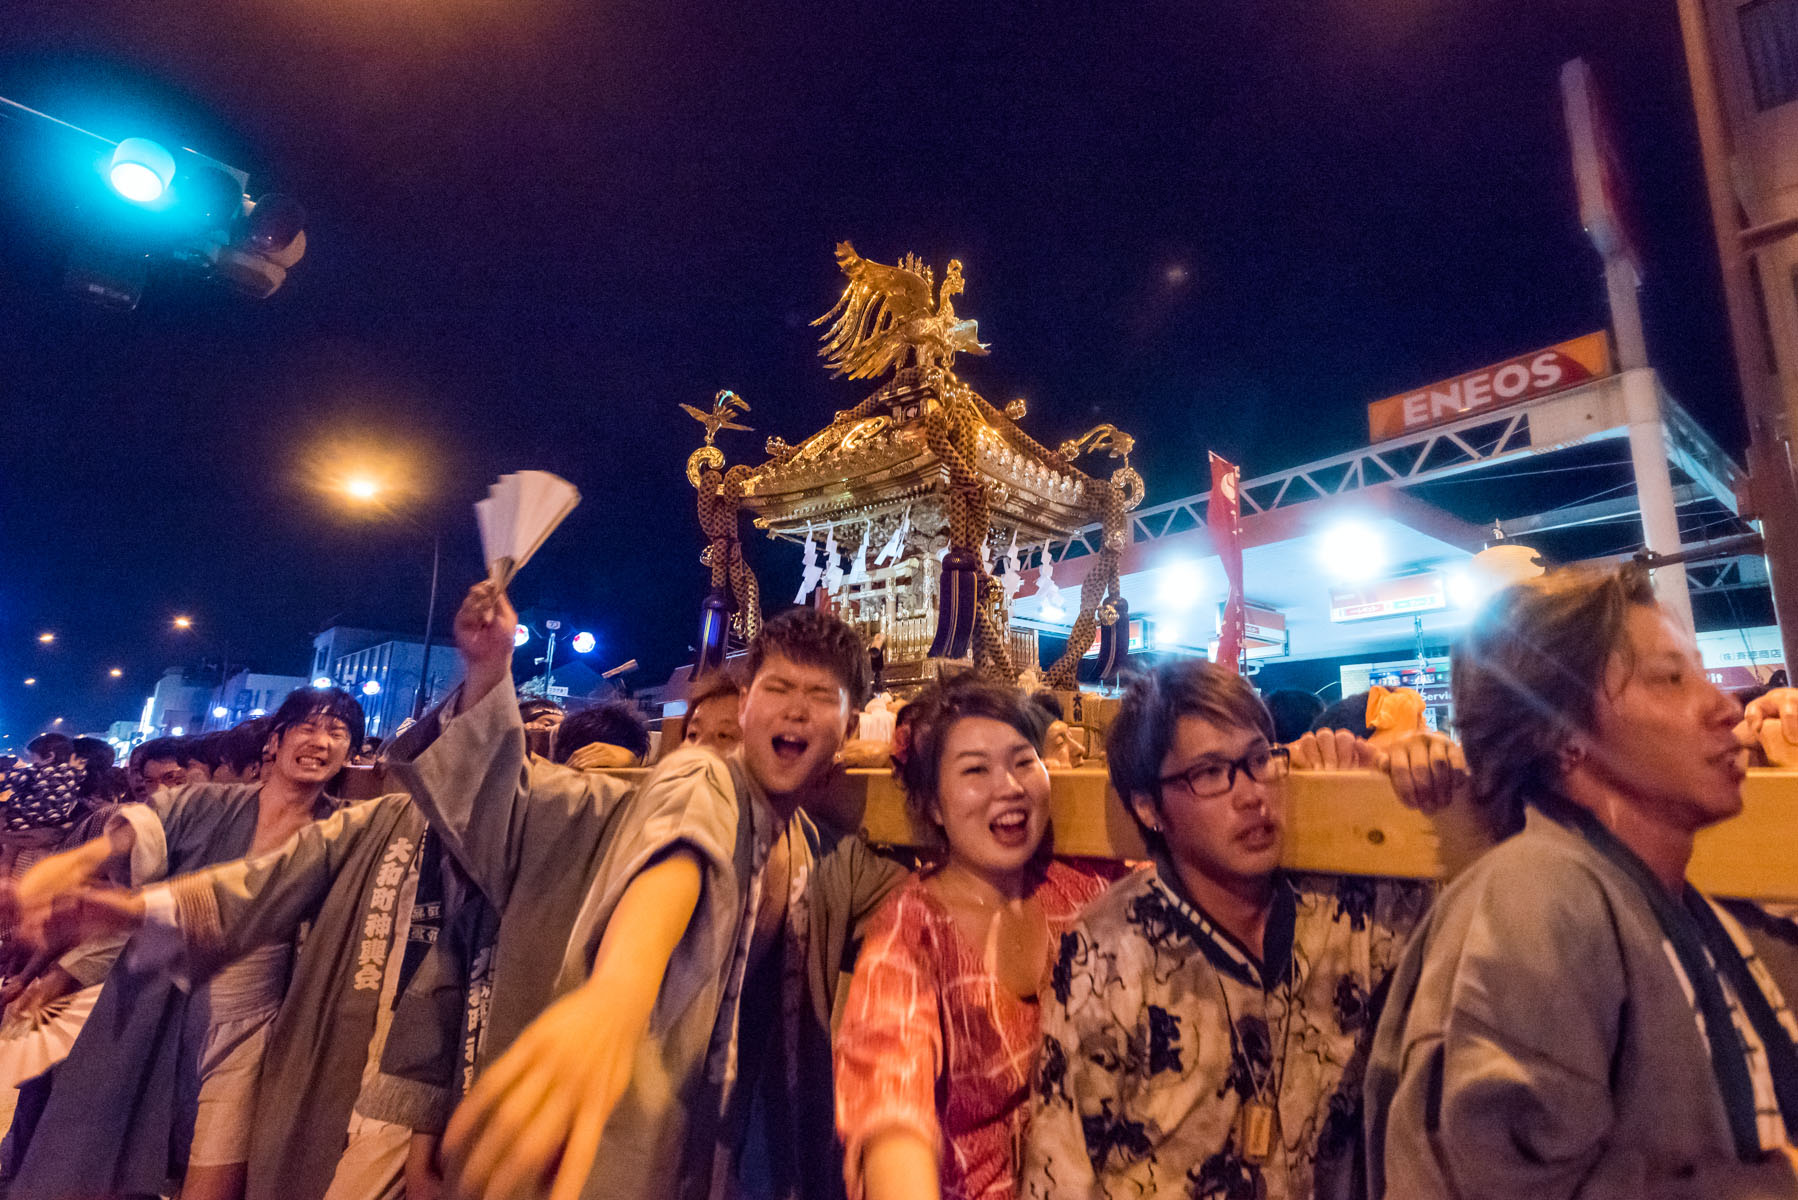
[442,847,702,1200]
[43,796,413,983]
[0,818,139,947]
[385,581,530,906]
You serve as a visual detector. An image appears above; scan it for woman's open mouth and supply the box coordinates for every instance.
[990,809,1030,848]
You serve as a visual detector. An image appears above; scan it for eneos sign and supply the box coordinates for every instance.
[1367,331,1613,442]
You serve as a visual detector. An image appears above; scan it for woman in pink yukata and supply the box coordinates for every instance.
[833,677,1120,1200]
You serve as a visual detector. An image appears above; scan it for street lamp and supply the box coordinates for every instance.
[332,473,442,719]
[109,667,123,678]
[36,632,54,644]
[173,615,193,630]
[22,678,35,686]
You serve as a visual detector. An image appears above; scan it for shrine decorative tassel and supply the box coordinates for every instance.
[687,589,731,680]
[929,548,980,659]
[1095,597,1130,683]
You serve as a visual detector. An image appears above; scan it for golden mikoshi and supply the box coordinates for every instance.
[683,242,1143,690]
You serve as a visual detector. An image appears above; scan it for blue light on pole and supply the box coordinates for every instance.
[108,138,175,204]
[571,631,596,654]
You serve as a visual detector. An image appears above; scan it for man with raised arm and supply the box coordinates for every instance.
[386,581,897,1200]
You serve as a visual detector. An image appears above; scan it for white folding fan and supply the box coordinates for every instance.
[476,471,581,588]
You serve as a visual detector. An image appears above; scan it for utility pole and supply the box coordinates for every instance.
[1671,0,1798,668]
[1562,59,1694,633]
[544,619,561,698]
[412,534,441,719]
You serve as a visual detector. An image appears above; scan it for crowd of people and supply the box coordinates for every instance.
[0,562,1795,1200]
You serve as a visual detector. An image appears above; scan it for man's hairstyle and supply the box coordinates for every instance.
[897,677,1051,836]
[69,736,115,793]
[27,733,74,764]
[362,736,384,752]
[1025,691,1066,729]
[1310,692,1373,740]
[746,607,872,711]
[187,732,227,772]
[219,719,271,775]
[132,735,185,772]
[1264,688,1325,744]
[95,765,132,804]
[686,670,743,713]
[519,698,564,723]
[70,736,114,772]
[1107,660,1275,844]
[554,700,651,764]
[1452,563,1657,838]
[267,685,366,750]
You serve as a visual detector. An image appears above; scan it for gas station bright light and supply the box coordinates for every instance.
[1447,569,1478,608]
[571,631,596,654]
[1155,561,1207,612]
[108,138,176,204]
[1317,520,1387,582]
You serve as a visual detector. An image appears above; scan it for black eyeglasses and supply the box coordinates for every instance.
[1157,744,1290,799]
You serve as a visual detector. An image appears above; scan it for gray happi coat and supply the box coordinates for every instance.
[1365,805,1798,1200]
[384,677,771,1200]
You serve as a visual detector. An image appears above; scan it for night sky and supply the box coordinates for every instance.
[0,0,1742,742]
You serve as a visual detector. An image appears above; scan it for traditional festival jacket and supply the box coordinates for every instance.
[1020,860,1430,1200]
[834,860,1115,1200]
[10,782,359,1200]
[728,814,906,1200]
[383,678,773,1200]
[1365,803,1798,1200]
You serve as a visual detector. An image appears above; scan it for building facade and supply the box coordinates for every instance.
[206,671,309,729]
[311,626,461,740]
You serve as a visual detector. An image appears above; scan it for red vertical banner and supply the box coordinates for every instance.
[1209,452,1245,673]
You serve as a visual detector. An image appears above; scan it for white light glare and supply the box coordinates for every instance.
[108,138,175,204]
[361,680,382,696]
[1317,521,1387,582]
[1447,570,1478,608]
[571,631,596,655]
[212,706,229,719]
[1155,560,1207,612]
[313,676,333,688]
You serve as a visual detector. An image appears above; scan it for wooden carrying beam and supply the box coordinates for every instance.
[806,768,1798,902]
[336,763,1798,901]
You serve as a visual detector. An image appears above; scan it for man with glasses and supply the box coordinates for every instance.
[1021,659,1432,1200]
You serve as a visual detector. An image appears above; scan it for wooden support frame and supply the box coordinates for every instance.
[807,768,1798,902]
[337,763,1798,901]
